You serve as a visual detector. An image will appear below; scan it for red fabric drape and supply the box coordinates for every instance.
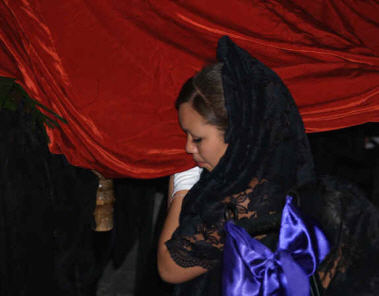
[0,1,378,178]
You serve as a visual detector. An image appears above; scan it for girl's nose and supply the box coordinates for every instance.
[185,136,198,154]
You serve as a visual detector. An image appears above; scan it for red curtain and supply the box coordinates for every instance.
[0,1,378,178]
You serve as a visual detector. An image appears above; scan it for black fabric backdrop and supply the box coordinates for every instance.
[0,104,101,295]
[0,99,171,295]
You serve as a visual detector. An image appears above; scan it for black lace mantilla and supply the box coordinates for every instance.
[166,36,314,272]
[166,36,315,295]
[166,37,379,296]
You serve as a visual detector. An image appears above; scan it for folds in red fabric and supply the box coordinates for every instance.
[0,1,378,178]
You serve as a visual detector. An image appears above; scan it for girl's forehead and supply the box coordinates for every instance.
[178,103,204,125]
[178,103,216,134]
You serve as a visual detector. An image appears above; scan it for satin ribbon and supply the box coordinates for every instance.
[222,196,329,296]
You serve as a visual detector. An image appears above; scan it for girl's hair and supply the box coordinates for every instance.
[175,63,228,132]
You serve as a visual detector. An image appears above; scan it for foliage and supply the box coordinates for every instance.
[0,76,67,129]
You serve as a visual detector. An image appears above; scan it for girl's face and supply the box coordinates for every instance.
[178,103,228,172]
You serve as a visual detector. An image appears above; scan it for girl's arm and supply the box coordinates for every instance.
[157,175,207,284]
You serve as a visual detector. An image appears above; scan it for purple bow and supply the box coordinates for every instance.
[222,196,329,296]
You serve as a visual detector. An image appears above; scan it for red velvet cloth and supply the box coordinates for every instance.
[0,1,378,178]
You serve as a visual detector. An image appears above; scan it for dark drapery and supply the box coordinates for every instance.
[0,96,170,295]
[0,1,378,178]
[0,104,104,295]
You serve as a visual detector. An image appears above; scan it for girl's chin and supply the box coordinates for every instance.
[196,161,207,168]
[197,162,212,171]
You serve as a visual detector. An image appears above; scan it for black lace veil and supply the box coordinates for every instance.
[165,36,316,295]
[166,36,316,269]
[165,36,379,296]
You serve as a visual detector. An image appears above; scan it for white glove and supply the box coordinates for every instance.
[172,166,203,198]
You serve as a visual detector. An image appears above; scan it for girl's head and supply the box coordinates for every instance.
[175,63,228,172]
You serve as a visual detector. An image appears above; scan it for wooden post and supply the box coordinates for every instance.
[92,170,115,231]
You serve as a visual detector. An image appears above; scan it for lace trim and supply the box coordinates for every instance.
[165,237,220,269]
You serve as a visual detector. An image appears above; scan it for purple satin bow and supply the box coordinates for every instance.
[222,196,329,296]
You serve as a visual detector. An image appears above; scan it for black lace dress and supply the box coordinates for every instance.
[167,174,379,296]
[167,178,285,296]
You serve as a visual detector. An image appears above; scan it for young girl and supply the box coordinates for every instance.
[158,36,379,296]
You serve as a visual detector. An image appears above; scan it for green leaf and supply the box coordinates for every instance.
[0,76,67,129]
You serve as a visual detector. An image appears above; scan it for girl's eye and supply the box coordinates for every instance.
[192,137,202,143]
